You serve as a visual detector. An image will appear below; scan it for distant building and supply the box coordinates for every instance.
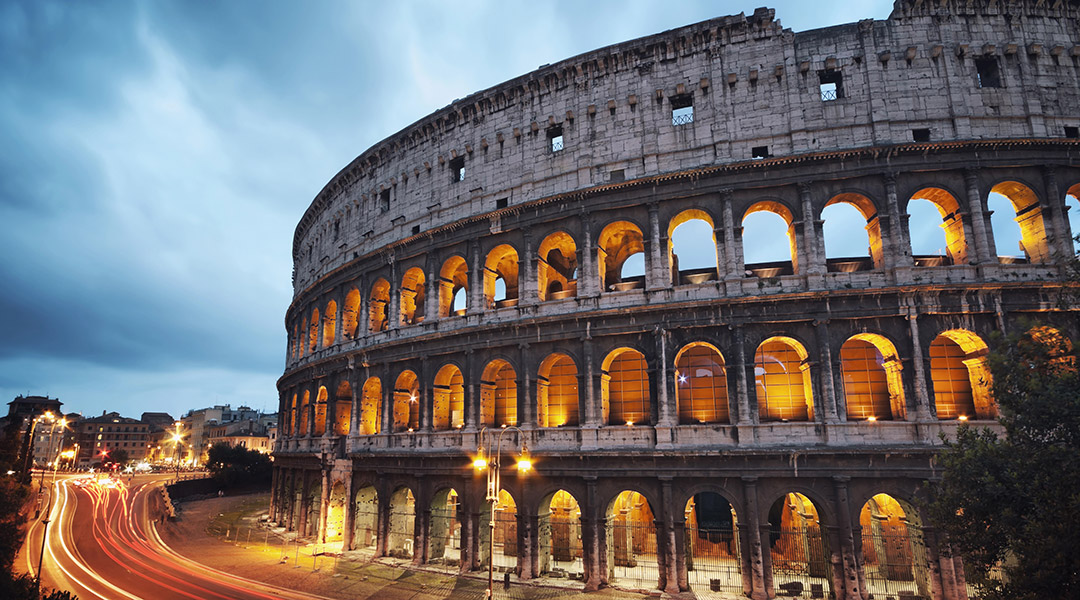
[74,411,151,467]
[3,395,65,469]
[180,405,266,466]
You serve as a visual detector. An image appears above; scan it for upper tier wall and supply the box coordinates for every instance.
[292,1,1080,296]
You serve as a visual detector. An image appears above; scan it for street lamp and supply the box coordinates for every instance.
[171,421,184,480]
[471,426,532,599]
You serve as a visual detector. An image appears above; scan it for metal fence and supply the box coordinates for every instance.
[862,529,932,599]
[685,524,743,593]
[770,527,832,599]
[608,520,658,590]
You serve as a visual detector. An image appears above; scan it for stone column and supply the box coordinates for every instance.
[469,240,484,314]
[798,182,825,276]
[348,367,362,439]
[658,478,682,593]
[906,305,933,421]
[306,383,317,438]
[582,478,604,590]
[298,471,312,538]
[342,470,355,550]
[376,484,390,557]
[464,349,477,431]
[647,202,670,291]
[721,189,745,292]
[419,356,432,434]
[518,343,535,428]
[1043,166,1073,259]
[741,477,768,600]
[521,226,538,306]
[425,262,440,323]
[582,337,599,426]
[833,476,862,600]
[334,291,344,347]
[388,255,401,329]
[578,212,598,297]
[318,467,331,542]
[325,379,338,438]
[380,364,394,435]
[815,320,840,423]
[884,173,913,274]
[734,326,754,426]
[963,169,995,264]
[285,470,297,531]
[921,526,948,600]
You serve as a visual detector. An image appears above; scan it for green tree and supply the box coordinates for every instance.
[927,325,1080,600]
[205,443,271,488]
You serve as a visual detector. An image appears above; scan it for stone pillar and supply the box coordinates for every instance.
[582,478,605,590]
[413,478,426,566]
[419,356,431,434]
[388,255,401,329]
[306,383,317,438]
[298,471,312,538]
[318,467,331,542]
[921,526,948,600]
[1043,166,1073,259]
[342,470,355,550]
[815,319,840,423]
[459,494,475,573]
[741,477,768,600]
[734,326,754,426]
[721,189,745,293]
[906,305,933,421]
[647,202,670,291]
[884,173,913,273]
[425,263,440,323]
[521,226,538,305]
[380,364,394,435]
[348,367,362,439]
[658,478,682,593]
[582,338,599,427]
[333,292,344,347]
[325,379,338,438]
[469,240,484,314]
[579,211,599,297]
[799,182,825,275]
[655,327,675,450]
[285,470,297,531]
[518,507,536,580]
[963,169,995,264]
[376,485,390,557]
[833,476,862,600]
[464,349,477,431]
[518,343,535,428]
[269,468,281,522]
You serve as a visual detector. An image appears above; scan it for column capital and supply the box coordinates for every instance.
[796,181,813,195]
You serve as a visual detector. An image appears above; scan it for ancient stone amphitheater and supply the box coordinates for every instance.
[272,2,1080,598]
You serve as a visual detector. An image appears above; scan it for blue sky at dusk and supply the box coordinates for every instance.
[1,1,914,420]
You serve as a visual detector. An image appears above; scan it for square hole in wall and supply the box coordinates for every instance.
[1065,126,1079,138]
[819,70,843,101]
[912,128,931,142]
[449,156,465,183]
[380,189,390,212]
[975,57,1001,88]
[547,125,564,152]
[609,169,625,183]
[670,94,694,126]
[411,225,421,235]
[496,198,508,209]
[752,146,770,159]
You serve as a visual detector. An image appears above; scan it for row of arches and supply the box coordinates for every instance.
[283,327,1015,438]
[289,179,1079,361]
[275,472,946,599]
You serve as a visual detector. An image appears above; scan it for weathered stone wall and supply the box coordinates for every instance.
[292,1,1080,294]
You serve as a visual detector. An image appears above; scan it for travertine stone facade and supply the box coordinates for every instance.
[275,3,1080,599]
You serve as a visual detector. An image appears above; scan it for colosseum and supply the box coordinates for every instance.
[272,2,1080,598]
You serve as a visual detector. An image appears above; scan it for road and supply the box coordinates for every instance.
[23,473,330,600]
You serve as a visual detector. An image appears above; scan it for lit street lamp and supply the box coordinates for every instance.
[471,426,532,599]
[171,421,185,480]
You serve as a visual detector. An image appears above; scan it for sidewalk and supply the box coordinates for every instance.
[159,492,736,600]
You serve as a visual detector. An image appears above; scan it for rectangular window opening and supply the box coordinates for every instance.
[495,198,508,209]
[751,146,770,159]
[411,225,420,235]
[449,156,465,183]
[912,128,931,142]
[609,169,625,183]
[975,57,1001,88]
[547,125,564,152]
[380,189,391,212]
[819,70,843,101]
[671,94,694,126]
[1065,126,1079,139]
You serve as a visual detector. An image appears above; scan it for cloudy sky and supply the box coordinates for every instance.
[0,0,945,421]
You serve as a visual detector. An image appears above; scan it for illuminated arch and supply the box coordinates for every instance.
[308,308,320,353]
[990,181,1050,264]
[483,489,518,570]
[538,490,582,578]
[481,359,517,427]
[368,279,390,333]
[602,348,651,426]
[323,300,337,346]
[392,370,420,432]
[360,377,382,435]
[438,256,469,317]
[684,492,740,593]
[743,201,799,275]
[333,380,351,435]
[289,393,299,436]
[908,188,968,266]
[387,487,415,558]
[432,364,465,430]
[353,485,379,554]
[314,386,328,435]
[428,488,461,564]
[399,267,426,325]
[537,231,578,301]
[754,337,813,422]
[674,342,729,424]
[841,333,905,421]
[823,193,882,271]
[929,329,993,420]
[605,490,658,588]
[767,493,831,597]
[668,209,719,285]
[325,481,347,544]
[598,221,645,291]
[484,244,519,308]
[342,287,360,340]
[298,390,311,436]
[859,494,931,598]
[537,353,579,427]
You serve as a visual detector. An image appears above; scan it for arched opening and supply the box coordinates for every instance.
[668,210,719,285]
[428,488,461,565]
[308,308,320,353]
[323,300,337,346]
[743,202,798,276]
[393,371,420,432]
[840,334,905,421]
[290,323,299,360]
[754,337,813,422]
[368,279,390,332]
[439,256,469,317]
[325,481,347,546]
[432,364,465,430]
[314,386,328,436]
[860,493,932,598]
[388,487,416,558]
[484,244,520,308]
[288,393,298,436]
[537,353,579,428]
[304,480,321,538]
[675,342,730,425]
[598,221,646,292]
[685,492,741,593]
[360,377,382,435]
[908,188,967,266]
[342,287,360,340]
[481,360,517,427]
[768,493,831,598]
[333,380,351,435]
[1027,325,1075,368]
[539,490,583,579]
[1065,185,1080,254]
[399,267,426,325]
[297,390,310,436]
[990,181,1049,264]
[822,193,881,272]
[602,348,652,426]
[606,490,658,589]
[929,330,994,420]
[353,485,378,556]
[480,489,518,572]
[538,231,578,301]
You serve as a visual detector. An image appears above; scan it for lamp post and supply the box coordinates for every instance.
[34,414,58,518]
[171,422,184,480]
[471,426,532,599]
[22,411,54,475]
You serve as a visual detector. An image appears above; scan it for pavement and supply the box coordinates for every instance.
[160,492,738,600]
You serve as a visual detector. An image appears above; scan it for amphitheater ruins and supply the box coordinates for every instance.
[272,2,1080,598]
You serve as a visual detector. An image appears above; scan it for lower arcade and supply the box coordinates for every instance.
[271,452,972,600]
